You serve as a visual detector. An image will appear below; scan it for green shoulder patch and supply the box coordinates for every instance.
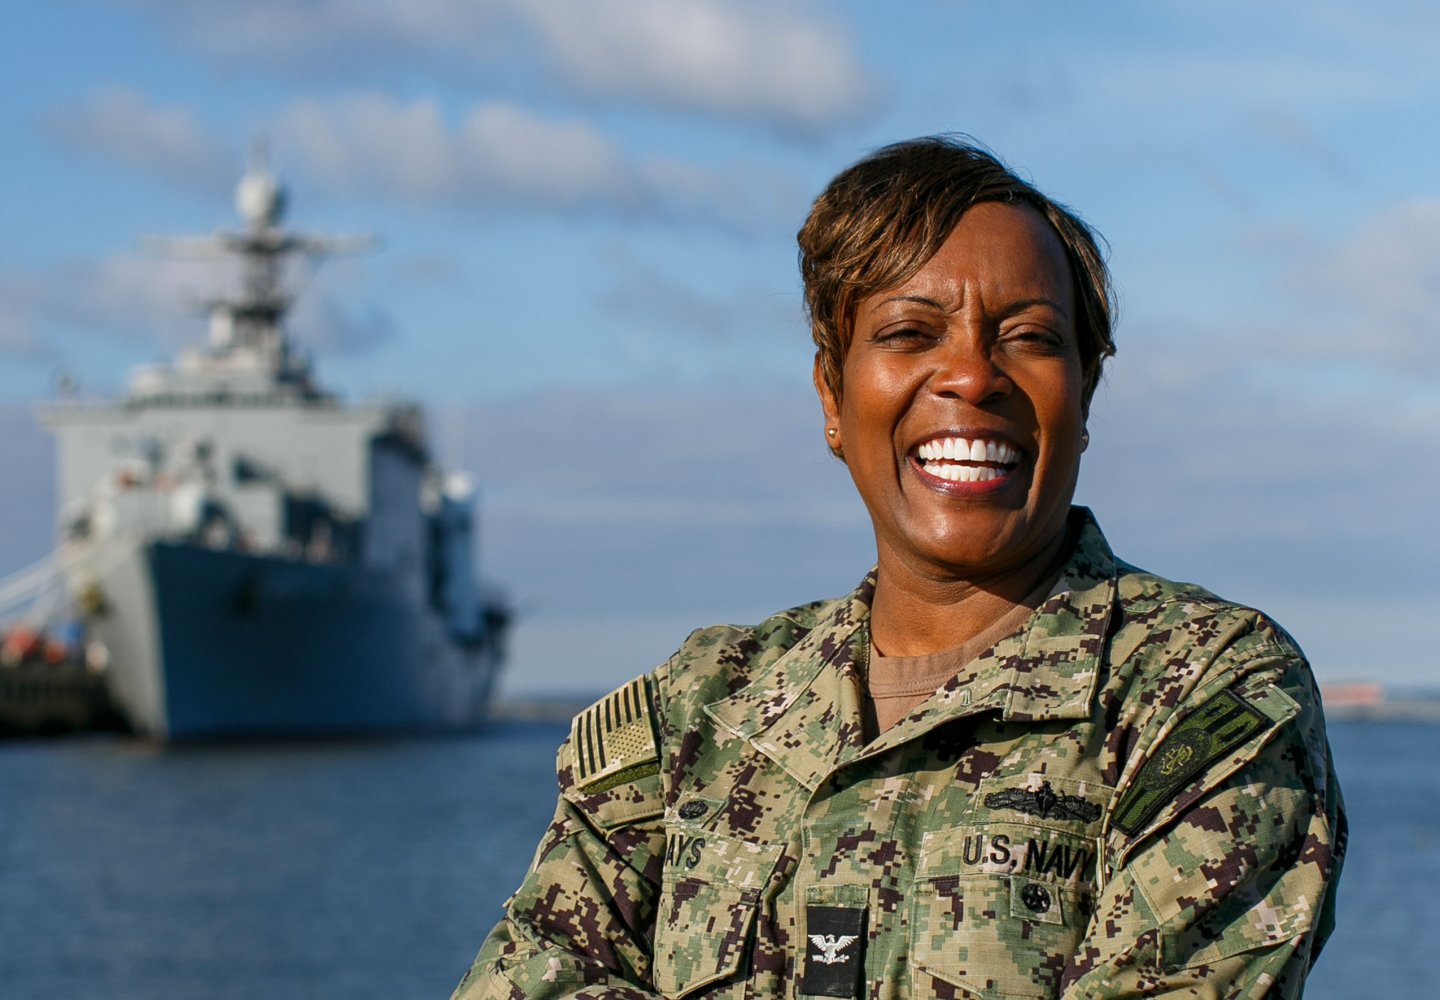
[1113,689,1270,836]
[571,675,661,795]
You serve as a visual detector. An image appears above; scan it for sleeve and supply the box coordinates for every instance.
[1060,655,1346,999]
[451,676,671,1000]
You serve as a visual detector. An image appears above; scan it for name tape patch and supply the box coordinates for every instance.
[571,676,660,794]
[1113,688,1270,835]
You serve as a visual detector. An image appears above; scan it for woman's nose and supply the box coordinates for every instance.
[927,337,1012,404]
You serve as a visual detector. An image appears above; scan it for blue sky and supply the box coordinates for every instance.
[1,0,1437,694]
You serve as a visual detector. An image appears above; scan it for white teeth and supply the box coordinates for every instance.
[917,436,1019,472]
[927,463,1006,483]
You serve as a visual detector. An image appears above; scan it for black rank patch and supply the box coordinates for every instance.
[801,905,866,998]
[1113,689,1270,835]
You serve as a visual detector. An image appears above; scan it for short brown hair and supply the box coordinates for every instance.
[799,135,1115,409]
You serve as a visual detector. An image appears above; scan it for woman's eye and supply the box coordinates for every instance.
[874,326,931,345]
[1005,328,1064,351]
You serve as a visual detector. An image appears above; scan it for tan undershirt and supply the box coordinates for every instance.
[864,570,1061,740]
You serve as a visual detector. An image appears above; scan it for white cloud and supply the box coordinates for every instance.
[1279,199,1440,373]
[598,262,802,345]
[0,276,51,358]
[71,255,219,346]
[447,383,865,620]
[1080,328,1439,605]
[0,250,397,389]
[109,0,873,132]
[289,288,398,358]
[637,155,809,236]
[462,359,1436,628]
[39,88,234,195]
[522,0,872,132]
[1080,345,1440,684]
[272,94,636,208]
[1250,112,1353,181]
[1196,199,1440,378]
[43,87,801,232]
[439,369,1439,694]
[111,0,509,70]
[7,254,243,356]
[273,94,798,231]
[0,406,58,575]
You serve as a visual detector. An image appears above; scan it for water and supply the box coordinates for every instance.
[1316,719,1440,996]
[0,718,1431,999]
[0,722,564,999]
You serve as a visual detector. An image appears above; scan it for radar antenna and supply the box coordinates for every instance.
[142,138,376,389]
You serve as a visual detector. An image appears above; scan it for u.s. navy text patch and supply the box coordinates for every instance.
[571,676,660,795]
[1113,688,1270,835]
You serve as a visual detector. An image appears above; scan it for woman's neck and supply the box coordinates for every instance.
[868,528,1067,658]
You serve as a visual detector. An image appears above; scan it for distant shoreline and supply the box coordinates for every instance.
[494,693,1440,726]
[491,698,592,724]
[1323,701,1440,724]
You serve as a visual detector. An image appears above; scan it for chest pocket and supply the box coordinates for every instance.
[652,827,784,999]
[910,774,1111,999]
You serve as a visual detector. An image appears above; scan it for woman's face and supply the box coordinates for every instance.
[816,202,1085,583]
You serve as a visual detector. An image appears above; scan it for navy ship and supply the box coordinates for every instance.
[14,153,507,740]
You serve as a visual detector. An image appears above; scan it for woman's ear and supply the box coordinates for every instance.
[813,354,843,458]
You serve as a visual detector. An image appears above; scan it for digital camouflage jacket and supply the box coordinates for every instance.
[454,510,1345,1000]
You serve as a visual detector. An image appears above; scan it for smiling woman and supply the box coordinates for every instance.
[452,137,1345,1000]
[817,203,1087,657]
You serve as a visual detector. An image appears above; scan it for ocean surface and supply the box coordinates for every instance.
[0,716,1432,999]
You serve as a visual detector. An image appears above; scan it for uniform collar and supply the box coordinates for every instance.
[703,508,1118,791]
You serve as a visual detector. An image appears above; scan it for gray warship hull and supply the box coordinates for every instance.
[91,540,498,739]
[13,152,508,740]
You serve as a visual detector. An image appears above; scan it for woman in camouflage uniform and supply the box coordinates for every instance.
[454,136,1345,1000]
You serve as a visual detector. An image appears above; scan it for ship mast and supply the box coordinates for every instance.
[146,140,374,391]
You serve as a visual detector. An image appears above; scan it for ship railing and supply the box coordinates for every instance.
[0,550,66,619]
[0,538,130,624]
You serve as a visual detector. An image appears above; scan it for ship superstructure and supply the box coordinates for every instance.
[21,153,506,739]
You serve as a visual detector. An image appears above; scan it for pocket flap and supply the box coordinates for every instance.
[653,834,784,997]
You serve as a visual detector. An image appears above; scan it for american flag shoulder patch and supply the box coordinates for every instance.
[570,675,661,795]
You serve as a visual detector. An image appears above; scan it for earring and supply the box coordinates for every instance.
[1081,429,1090,450]
[827,428,837,438]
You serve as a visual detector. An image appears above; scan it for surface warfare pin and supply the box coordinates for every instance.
[984,780,1101,823]
[801,905,865,998]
